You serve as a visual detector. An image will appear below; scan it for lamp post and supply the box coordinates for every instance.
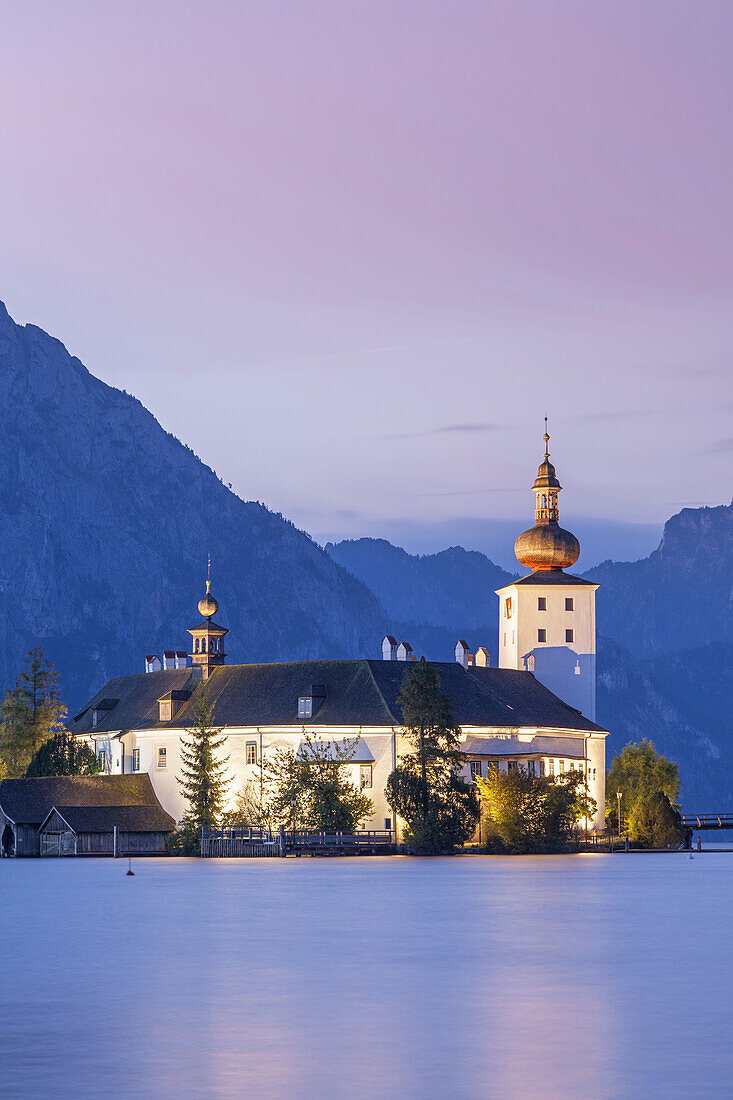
[617,789,622,837]
[291,797,297,855]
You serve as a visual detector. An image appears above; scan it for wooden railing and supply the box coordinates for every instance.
[681,813,733,830]
[200,826,394,858]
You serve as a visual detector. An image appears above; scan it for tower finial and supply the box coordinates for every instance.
[206,553,211,594]
[543,416,550,458]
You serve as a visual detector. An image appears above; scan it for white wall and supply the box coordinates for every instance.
[104,723,607,833]
[497,580,598,720]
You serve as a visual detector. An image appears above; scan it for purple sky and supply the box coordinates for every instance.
[1,2,731,564]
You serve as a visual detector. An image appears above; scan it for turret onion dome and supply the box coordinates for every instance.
[198,578,219,619]
[514,422,580,571]
[514,523,580,571]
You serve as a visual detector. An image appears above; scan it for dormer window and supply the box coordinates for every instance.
[297,685,326,720]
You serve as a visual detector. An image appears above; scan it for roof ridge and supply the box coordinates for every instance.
[361,658,400,725]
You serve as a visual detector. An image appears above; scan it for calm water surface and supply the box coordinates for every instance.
[1,852,731,1099]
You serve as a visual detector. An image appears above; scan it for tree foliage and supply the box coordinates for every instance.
[476,765,597,853]
[606,740,681,843]
[259,730,373,833]
[386,658,479,853]
[26,731,99,777]
[626,790,683,849]
[177,693,230,831]
[0,648,67,777]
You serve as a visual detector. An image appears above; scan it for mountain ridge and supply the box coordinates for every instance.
[0,301,388,707]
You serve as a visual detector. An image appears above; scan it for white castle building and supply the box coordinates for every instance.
[71,433,608,833]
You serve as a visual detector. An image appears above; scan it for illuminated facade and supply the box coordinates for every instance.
[71,435,607,834]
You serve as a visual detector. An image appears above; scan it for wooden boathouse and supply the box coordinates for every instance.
[0,774,174,857]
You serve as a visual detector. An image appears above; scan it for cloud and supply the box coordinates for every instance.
[387,422,500,440]
[705,438,733,453]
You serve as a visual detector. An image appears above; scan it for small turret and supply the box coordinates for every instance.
[188,558,228,679]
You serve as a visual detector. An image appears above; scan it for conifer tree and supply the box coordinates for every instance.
[386,658,479,853]
[0,647,67,777]
[177,693,230,830]
[26,731,100,777]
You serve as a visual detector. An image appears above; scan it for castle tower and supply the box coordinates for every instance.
[188,563,228,680]
[496,423,599,720]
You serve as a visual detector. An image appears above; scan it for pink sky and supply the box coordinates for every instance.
[1,1,731,561]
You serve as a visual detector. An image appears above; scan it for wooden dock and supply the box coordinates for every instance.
[200,826,394,858]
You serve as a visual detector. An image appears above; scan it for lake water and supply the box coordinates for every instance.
[1,852,731,1099]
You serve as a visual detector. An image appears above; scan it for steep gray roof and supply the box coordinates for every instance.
[41,803,174,834]
[0,774,166,825]
[70,659,605,736]
[501,570,597,587]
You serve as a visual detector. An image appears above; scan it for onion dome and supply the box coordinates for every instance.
[198,577,219,619]
[514,420,580,571]
[514,523,580,570]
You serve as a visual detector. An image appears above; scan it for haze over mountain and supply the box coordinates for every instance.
[0,301,387,707]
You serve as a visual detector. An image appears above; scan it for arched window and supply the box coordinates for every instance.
[541,494,547,510]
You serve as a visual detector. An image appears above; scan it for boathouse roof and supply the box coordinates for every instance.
[0,774,167,825]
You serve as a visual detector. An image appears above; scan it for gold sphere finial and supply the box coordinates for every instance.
[198,555,219,618]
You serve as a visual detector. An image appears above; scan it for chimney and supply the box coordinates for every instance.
[162,650,177,670]
[174,651,188,670]
[382,635,398,661]
[455,640,473,668]
[396,641,413,662]
[475,647,490,668]
[145,654,162,674]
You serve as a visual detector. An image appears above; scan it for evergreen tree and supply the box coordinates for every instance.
[0,648,67,777]
[386,658,479,853]
[260,730,373,833]
[26,731,100,777]
[177,693,230,831]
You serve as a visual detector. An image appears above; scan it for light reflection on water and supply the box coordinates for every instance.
[1,853,731,1099]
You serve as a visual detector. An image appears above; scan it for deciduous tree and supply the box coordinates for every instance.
[476,765,596,853]
[260,730,373,833]
[606,740,680,835]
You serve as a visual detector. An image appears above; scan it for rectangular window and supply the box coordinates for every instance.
[503,632,506,646]
[246,742,257,765]
[559,759,565,772]
[469,760,481,779]
[360,765,373,789]
[298,696,313,718]
[132,748,140,772]
[157,747,167,769]
[538,628,547,643]
[566,629,574,643]
[507,761,518,774]
[538,597,547,611]
[565,597,574,611]
[527,760,536,777]
[539,760,545,777]
[549,759,555,776]
[384,818,392,831]
[98,749,106,770]
[505,597,513,619]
